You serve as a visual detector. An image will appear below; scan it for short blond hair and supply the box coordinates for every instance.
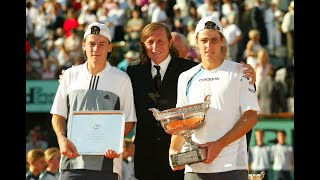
[26,148,45,165]
[248,29,260,40]
[44,147,60,163]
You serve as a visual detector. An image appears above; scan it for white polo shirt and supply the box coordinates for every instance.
[176,60,260,173]
[51,61,137,176]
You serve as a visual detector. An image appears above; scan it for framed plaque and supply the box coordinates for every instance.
[68,110,125,155]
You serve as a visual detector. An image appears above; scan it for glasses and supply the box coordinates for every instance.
[90,26,100,35]
[204,21,220,31]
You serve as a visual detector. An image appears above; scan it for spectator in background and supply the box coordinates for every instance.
[41,60,56,80]
[264,0,283,56]
[172,4,187,35]
[64,29,82,63]
[26,129,49,154]
[251,0,268,46]
[26,148,47,180]
[33,5,48,40]
[73,55,86,66]
[281,1,294,62]
[274,67,290,112]
[255,48,273,94]
[26,39,31,56]
[29,38,48,75]
[122,138,138,180]
[54,38,72,71]
[63,8,79,38]
[171,32,192,60]
[245,29,263,69]
[186,21,197,49]
[199,0,220,19]
[221,15,242,62]
[46,2,65,32]
[151,0,169,24]
[27,57,42,80]
[249,129,271,180]
[123,0,141,23]
[271,130,294,180]
[221,0,239,25]
[237,2,254,62]
[108,1,125,41]
[185,3,200,35]
[124,6,144,51]
[39,147,61,180]
[258,66,279,114]
[117,50,140,72]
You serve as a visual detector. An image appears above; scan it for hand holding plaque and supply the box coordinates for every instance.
[149,95,210,168]
[68,111,125,155]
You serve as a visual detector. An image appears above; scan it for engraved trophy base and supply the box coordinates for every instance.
[170,148,207,168]
[248,171,265,180]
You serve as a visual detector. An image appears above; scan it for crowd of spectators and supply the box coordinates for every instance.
[26,0,294,115]
[26,0,294,117]
[26,2,294,179]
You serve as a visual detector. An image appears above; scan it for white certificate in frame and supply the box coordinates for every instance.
[68,111,125,155]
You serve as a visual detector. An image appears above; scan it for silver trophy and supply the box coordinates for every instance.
[149,95,210,168]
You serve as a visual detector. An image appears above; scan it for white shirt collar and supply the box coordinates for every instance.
[83,61,111,77]
[151,54,172,80]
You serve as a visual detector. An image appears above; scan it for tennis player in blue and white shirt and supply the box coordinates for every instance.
[170,16,261,180]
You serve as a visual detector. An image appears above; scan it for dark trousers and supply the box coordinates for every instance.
[58,169,119,180]
[185,170,248,180]
[251,170,269,180]
[273,170,292,180]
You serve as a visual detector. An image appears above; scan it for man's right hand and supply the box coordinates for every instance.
[169,151,185,171]
[57,134,80,159]
[58,69,65,83]
[59,65,78,83]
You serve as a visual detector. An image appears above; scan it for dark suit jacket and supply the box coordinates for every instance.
[126,57,198,180]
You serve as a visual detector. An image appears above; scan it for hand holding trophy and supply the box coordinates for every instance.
[149,95,210,168]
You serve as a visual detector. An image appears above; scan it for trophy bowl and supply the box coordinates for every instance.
[149,95,210,167]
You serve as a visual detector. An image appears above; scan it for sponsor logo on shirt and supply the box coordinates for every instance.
[199,77,219,82]
[248,88,256,93]
[103,94,110,99]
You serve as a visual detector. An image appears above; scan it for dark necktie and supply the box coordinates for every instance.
[153,65,161,91]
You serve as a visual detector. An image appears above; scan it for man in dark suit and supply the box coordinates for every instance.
[126,22,256,180]
[126,22,196,180]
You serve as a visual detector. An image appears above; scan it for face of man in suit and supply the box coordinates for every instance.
[143,27,173,64]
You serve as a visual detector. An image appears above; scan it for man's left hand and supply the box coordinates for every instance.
[241,62,256,85]
[198,141,223,164]
[105,149,120,159]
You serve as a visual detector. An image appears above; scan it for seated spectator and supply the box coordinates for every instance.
[122,138,138,180]
[26,129,48,154]
[117,50,140,72]
[26,148,46,180]
[124,6,144,51]
[39,147,61,180]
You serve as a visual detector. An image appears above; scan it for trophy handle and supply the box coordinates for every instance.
[148,108,160,120]
[203,95,211,110]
